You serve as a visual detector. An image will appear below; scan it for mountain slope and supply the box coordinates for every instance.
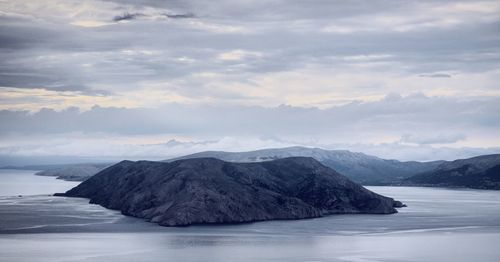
[167,146,443,184]
[403,154,500,189]
[58,157,402,226]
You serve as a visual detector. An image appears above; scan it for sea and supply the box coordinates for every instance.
[1,169,500,262]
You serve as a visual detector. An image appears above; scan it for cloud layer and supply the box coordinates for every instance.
[1,94,499,162]
[1,0,499,105]
[0,0,499,163]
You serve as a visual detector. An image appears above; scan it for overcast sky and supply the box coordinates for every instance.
[1,0,499,164]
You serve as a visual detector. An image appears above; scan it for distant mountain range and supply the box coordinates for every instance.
[57,157,402,226]
[167,146,444,184]
[9,146,499,190]
[402,154,500,190]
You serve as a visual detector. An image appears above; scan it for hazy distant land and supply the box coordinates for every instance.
[22,146,500,190]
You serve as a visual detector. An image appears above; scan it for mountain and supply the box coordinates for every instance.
[57,157,403,226]
[35,163,110,181]
[167,146,443,184]
[403,154,500,189]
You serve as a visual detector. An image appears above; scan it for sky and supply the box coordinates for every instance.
[1,0,500,165]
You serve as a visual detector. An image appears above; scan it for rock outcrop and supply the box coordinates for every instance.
[58,157,402,226]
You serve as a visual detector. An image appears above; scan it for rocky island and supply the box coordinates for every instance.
[57,157,403,226]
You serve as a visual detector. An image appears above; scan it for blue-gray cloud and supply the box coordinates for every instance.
[419,73,452,78]
[400,133,466,144]
[113,12,144,22]
[0,0,499,93]
[164,13,195,19]
[1,94,499,137]
[0,0,499,162]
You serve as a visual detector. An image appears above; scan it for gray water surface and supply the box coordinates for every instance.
[1,170,500,261]
[0,169,79,196]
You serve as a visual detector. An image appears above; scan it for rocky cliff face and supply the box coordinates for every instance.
[59,157,402,226]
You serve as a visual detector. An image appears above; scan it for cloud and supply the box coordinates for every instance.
[0,94,498,148]
[112,12,144,22]
[400,133,466,145]
[112,12,195,22]
[419,73,452,78]
[321,1,500,33]
[217,50,263,61]
[1,0,499,96]
[335,142,500,162]
[164,13,195,19]
[1,0,500,163]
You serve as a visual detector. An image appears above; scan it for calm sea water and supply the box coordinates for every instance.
[1,169,500,262]
[0,169,80,196]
